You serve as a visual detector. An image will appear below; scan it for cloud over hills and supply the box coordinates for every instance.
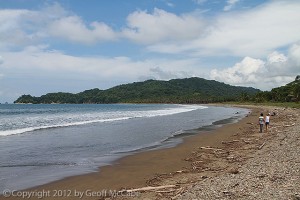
[210,44,300,90]
[122,8,205,44]
[0,0,300,102]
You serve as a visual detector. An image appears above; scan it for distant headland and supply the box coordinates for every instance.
[14,76,300,104]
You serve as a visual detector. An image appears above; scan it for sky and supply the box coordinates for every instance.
[0,0,300,102]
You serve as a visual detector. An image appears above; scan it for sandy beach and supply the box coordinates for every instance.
[1,105,299,200]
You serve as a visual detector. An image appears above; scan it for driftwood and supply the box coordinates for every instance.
[156,189,177,193]
[284,123,295,127]
[200,146,223,151]
[258,142,266,150]
[123,185,177,193]
[242,139,251,144]
[192,160,204,164]
[222,140,240,144]
[171,187,185,199]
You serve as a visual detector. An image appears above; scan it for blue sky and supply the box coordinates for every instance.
[0,0,299,102]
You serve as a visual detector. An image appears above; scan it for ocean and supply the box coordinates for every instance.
[0,104,249,192]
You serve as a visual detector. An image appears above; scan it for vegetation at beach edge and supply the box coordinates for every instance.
[235,75,300,108]
[224,101,300,109]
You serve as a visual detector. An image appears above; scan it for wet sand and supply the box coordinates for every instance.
[1,106,258,200]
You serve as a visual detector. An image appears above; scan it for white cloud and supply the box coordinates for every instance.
[166,2,174,7]
[146,66,192,80]
[146,1,300,57]
[122,8,205,44]
[267,51,287,64]
[0,45,201,82]
[0,3,117,48]
[0,3,71,49]
[0,56,4,79]
[210,44,300,90]
[210,57,265,85]
[0,9,39,49]
[1,48,142,80]
[47,16,117,44]
[288,43,300,67]
[201,1,300,57]
[2,1,300,58]
[0,56,4,65]
[224,0,240,11]
[193,0,207,5]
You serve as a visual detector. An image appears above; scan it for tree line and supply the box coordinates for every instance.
[239,76,300,103]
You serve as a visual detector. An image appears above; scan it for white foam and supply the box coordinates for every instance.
[0,105,207,136]
[0,117,131,136]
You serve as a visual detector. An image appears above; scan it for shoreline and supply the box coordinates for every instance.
[119,105,299,200]
[1,105,254,200]
[14,105,299,199]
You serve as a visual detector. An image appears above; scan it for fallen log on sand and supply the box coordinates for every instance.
[200,146,223,151]
[122,185,177,193]
[258,142,266,150]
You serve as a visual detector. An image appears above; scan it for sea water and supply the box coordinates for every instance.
[0,104,249,192]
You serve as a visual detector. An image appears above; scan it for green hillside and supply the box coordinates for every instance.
[251,76,300,103]
[14,77,259,104]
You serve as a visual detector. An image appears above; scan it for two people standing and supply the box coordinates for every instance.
[259,113,270,133]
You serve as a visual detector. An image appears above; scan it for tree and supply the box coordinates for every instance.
[293,83,300,102]
[239,92,250,102]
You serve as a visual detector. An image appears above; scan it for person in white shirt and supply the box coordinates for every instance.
[265,113,270,133]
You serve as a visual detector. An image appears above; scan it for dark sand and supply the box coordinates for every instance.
[1,106,259,200]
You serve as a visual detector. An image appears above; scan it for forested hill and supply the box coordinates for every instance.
[14,77,259,104]
[251,76,300,102]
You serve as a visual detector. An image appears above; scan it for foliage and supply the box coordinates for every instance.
[250,76,300,103]
[14,77,259,104]
[225,101,300,109]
